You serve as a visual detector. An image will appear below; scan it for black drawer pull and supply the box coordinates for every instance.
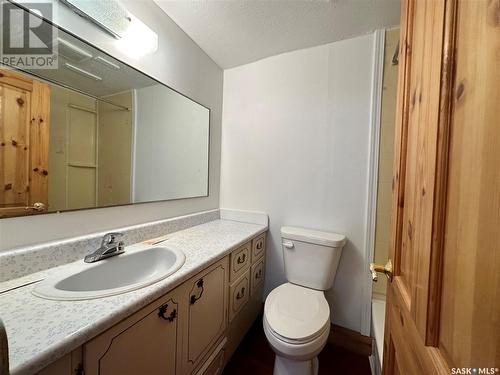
[158,304,177,322]
[256,241,263,250]
[190,278,204,305]
[236,287,246,300]
[237,253,246,264]
[255,270,262,279]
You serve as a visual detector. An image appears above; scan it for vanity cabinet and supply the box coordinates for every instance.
[35,231,266,375]
[83,289,181,375]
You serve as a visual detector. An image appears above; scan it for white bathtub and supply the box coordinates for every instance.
[370,299,386,375]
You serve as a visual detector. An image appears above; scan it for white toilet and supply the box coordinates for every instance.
[263,226,346,375]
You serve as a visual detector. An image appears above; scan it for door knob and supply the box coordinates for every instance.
[370,259,393,282]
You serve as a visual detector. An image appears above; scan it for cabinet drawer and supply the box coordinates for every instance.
[229,271,250,322]
[251,233,266,263]
[230,242,251,281]
[251,258,265,295]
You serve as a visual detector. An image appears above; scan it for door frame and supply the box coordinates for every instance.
[361,28,385,336]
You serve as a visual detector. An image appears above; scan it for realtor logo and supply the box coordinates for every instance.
[1,2,58,69]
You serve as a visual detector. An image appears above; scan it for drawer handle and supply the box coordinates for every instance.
[256,241,263,250]
[237,253,246,264]
[237,287,246,300]
[158,304,177,322]
[190,278,204,305]
[255,269,262,279]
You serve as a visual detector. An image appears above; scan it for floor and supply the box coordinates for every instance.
[223,319,372,375]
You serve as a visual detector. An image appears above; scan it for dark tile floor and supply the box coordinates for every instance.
[223,319,371,375]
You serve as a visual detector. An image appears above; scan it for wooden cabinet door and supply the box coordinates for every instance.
[0,69,50,218]
[84,289,181,375]
[179,257,228,375]
[383,0,499,374]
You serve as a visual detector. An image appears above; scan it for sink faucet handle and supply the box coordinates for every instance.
[102,232,124,246]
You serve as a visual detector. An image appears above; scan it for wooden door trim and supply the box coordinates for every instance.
[0,69,33,92]
[383,0,414,367]
[425,0,458,347]
[388,0,414,278]
[29,80,50,207]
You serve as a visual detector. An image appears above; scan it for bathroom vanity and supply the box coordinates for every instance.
[81,233,266,375]
[0,215,267,375]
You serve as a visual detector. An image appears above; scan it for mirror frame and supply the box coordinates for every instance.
[1,1,211,218]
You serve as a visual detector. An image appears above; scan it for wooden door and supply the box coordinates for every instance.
[84,290,180,375]
[0,69,50,218]
[383,0,499,374]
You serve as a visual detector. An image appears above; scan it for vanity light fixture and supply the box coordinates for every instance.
[95,56,121,70]
[116,13,158,59]
[57,37,93,61]
[61,0,157,59]
[60,0,131,39]
[64,63,103,81]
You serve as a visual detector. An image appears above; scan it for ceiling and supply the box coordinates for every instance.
[153,0,400,69]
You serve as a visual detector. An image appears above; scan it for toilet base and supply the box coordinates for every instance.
[273,354,319,375]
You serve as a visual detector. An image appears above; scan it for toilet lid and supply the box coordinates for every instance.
[264,283,330,342]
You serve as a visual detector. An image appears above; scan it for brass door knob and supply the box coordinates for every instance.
[370,259,393,282]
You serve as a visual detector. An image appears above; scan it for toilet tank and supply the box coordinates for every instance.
[281,226,346,290]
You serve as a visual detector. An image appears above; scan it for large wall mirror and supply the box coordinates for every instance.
[0,3,210,218]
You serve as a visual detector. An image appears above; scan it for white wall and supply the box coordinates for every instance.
[0,0,223,251]
[220,33,376,333]
[134,84,210,202]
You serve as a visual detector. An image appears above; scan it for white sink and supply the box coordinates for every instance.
[33,246,185,301]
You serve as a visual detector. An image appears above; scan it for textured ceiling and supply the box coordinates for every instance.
[153,0,400,69]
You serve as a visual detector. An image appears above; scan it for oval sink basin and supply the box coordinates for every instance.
[33,246,185,301]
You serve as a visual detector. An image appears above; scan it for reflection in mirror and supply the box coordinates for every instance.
[0,5,209,218]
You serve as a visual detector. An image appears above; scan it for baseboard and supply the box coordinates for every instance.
[328,324,373,357]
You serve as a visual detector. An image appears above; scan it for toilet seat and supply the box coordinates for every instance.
[264,315,330,345]
[264,283,330,344]
[263,311,330,362]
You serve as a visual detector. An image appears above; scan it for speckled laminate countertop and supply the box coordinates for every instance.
[0,219,267,375]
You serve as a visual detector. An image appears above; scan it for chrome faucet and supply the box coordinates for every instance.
[84,232,125,263]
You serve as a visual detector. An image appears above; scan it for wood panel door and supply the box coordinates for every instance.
[383,0,499,374]
[0,69,50,218]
